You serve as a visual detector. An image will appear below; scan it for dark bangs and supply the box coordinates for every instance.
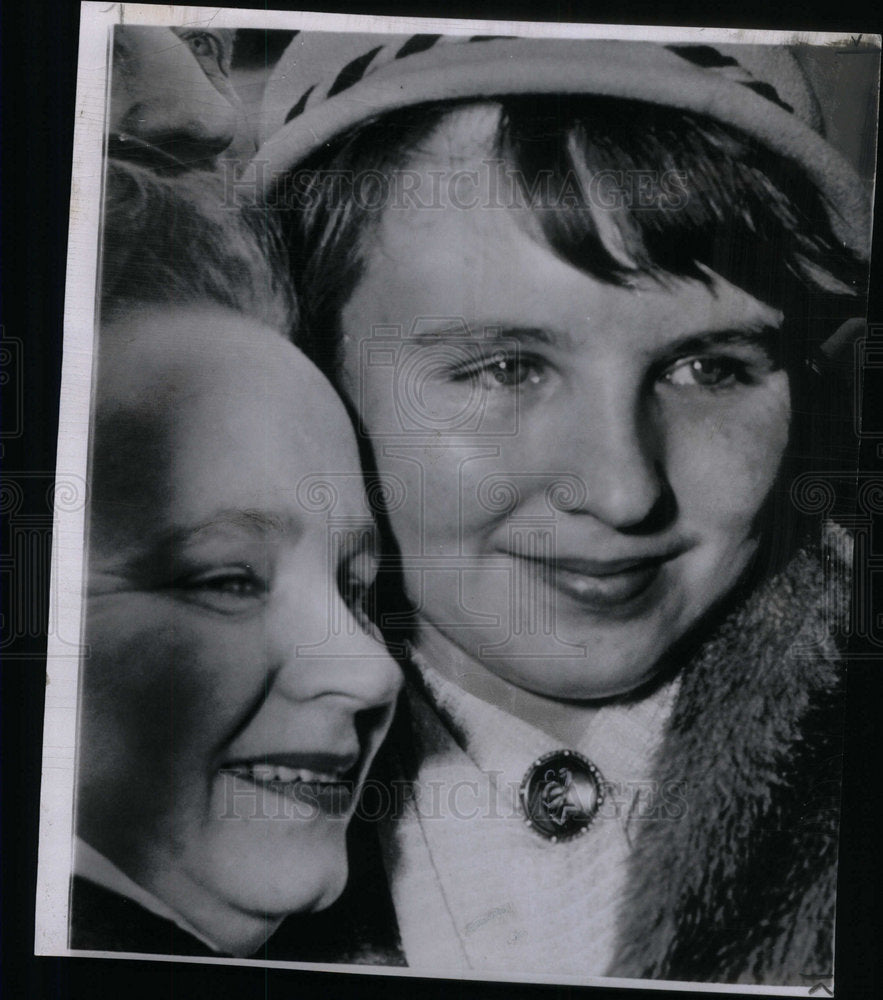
[282,95,866,379]
[497,95,864,317]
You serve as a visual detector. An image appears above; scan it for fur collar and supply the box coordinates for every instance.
[609,524,849,984]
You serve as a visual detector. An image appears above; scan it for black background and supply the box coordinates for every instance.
[2,2,880,999]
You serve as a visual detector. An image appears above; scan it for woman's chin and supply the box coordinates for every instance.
[509,661,664,703]
[163,859,350,955]
[210,839,350,917]
[471,632,675,702]
[135,818,353,947]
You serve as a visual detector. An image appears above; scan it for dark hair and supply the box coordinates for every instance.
[279,95,865,381]
[101,160,297,334]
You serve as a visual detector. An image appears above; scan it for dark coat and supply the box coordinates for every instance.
[70,876,224,957]
[70,814,406,965]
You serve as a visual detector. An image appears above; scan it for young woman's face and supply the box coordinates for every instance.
[340,105,791,702]
[79,308,400,953]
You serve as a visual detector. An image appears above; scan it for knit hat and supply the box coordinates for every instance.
[256,32,872,257]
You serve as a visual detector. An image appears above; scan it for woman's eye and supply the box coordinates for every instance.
[454,351,546,389]
[661,356,749,389]
[176,567,268,607]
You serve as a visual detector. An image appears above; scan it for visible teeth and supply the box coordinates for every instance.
[274,765,301,782]
[226,764,346,784]
[557,569,599,596]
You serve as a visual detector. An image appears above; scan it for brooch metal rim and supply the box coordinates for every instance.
[519,748,606,843]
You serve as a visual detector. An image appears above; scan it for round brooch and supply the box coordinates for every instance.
[519,749,605,842]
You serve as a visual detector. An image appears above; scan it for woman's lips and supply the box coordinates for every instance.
[552,562,660,610]
[510,553,674,614]
[220,752,361,815]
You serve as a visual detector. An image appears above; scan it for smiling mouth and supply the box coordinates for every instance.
[510,553,676,614]
[220,753,361,814]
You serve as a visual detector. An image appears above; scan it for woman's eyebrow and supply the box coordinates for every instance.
[167,510,381,552]
[657,325,783,357]
[115,510,298,578]
[164,509,299,547]
[408,322,781,353]
[410,323,556,345]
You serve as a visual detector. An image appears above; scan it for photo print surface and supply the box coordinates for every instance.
[35,4,880,994]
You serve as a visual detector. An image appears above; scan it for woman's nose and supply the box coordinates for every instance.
[543,393,667,530]
[273,589,402,709]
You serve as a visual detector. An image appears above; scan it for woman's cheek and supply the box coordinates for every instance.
[382,447,473,554]
[84,595,261,743]
[663,379,791,523]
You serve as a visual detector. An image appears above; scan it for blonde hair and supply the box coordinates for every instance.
[101,161,297,337]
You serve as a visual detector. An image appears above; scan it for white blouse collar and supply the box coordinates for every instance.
[74,838,224,953]
[407,625,680,801]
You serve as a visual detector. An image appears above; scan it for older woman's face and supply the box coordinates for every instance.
[340,105,791,701]
[79,308,400,953]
